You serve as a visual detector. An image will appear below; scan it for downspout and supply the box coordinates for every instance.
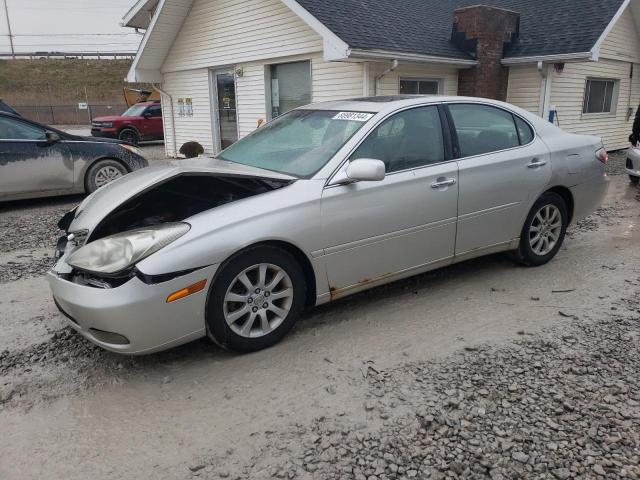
[537,61,553,120]
[153,83,177,157]
[374,59,399,96]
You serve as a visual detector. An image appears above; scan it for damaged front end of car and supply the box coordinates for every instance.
[52,161,295,289]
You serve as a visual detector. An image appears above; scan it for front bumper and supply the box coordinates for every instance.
[626,149,640,177]
[47,264,218,354]
[91,128,118,139]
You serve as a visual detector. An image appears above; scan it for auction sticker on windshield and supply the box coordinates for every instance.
[332,112,374,122]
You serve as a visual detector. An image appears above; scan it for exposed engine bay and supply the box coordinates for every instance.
[88,174,293,241]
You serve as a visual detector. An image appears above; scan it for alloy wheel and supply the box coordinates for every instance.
[223,263,294,338]
[528,204,562,256]
[94,165,124,188]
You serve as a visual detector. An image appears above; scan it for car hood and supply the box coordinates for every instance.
[92,115,125,122]
[68,157,297,233]
[71,135,123,144]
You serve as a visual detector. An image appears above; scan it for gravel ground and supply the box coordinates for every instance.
[0,149,639,478]
[197,303,640,480]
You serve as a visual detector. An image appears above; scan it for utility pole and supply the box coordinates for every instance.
[2,0,14,59]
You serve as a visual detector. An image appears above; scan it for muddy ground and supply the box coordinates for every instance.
[0,154,638,479]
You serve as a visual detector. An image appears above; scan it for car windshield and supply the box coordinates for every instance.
[122,105,147,117]
[218,109,373,178]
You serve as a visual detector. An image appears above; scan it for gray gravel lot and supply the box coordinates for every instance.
[0,147,638,479]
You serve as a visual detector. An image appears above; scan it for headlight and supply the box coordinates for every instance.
[66,223,190,275]
[121,144,143,156]
[102,122,114,128]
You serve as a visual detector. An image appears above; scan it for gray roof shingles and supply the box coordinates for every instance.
[295,0,625,59]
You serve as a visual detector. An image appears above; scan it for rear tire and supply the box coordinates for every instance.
[511,192,568,267]
[85,159,127,193]
[118,128,140,146]
[630,174,639,185]
[206,246,306,353]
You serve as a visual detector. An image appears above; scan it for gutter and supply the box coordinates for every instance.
[349,48,477,67]
[153,84,177,158]
[502,52,593,65]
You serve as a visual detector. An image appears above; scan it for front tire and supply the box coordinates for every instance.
[206,246,306,353]
[118,128,140,146]
[85,159,127,193]
[512,192,568,267]
[630,174,639,185]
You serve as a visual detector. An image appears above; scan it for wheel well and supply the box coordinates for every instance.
[118,126,139,137]
[221,241,317,308]
[546,186,574,223]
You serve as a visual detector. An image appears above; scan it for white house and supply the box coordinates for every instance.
[122,0,640,155]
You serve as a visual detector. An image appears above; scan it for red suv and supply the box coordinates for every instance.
[91,101,163,145]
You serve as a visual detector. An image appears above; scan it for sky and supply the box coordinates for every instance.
[0,0,142,55]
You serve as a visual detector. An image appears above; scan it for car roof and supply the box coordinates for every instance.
[299,95,514,114]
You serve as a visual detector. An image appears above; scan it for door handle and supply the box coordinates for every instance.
[431,178,457,189]
[527,159,547,168]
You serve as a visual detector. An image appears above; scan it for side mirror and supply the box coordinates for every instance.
[346,158,386,182]
[143,112,151,119]
[46,131,61,143]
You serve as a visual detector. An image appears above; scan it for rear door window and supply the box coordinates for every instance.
[448,104,520,157]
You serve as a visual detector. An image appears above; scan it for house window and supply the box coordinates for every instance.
[269,61,311,118]
[583,79,618,114]
[399,78,441,95]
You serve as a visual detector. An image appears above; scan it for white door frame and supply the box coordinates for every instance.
[208,67,238,154]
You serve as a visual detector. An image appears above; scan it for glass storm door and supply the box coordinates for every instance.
[214,71,238,151]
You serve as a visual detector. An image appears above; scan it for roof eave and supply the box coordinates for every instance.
[348,48,478,67]
[121,0,159,29]
[501,52,594,65]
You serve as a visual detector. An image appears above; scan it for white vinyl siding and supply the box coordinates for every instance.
[549,59,640,150]
[506,64,543,114]
[162,0,323,73]
[599,7,640,63]
[368,63,459,96]
[312,58,364,102]
[162,69,214,156]
[236,63,268,138]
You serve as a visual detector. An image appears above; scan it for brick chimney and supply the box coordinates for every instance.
[451,5,520,100]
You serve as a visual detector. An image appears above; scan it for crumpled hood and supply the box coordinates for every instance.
[69,157,296,233]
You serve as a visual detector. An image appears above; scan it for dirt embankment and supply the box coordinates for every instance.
[0,59,149,106]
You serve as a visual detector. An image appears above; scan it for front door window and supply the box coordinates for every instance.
[216,72,238,150]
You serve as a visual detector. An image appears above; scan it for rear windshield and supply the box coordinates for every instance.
[218,110,372,178]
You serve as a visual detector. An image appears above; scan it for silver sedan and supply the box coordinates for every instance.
[48,96,609,354]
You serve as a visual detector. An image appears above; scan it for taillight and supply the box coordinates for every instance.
[596,147,608,164]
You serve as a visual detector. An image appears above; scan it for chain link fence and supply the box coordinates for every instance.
[13,104,128,125]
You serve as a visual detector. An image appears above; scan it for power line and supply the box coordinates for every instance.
[15,33,141,37]
[2,0,14,59]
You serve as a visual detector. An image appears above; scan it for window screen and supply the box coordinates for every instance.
[351,106,444,173]
[399,79,440,95]
[448,104,519,157]
[583,79,617,114]
[270,61,311,118]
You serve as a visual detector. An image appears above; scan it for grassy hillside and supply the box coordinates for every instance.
[0,59,151,106]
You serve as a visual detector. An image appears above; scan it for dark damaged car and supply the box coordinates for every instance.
[0,111,148,201]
